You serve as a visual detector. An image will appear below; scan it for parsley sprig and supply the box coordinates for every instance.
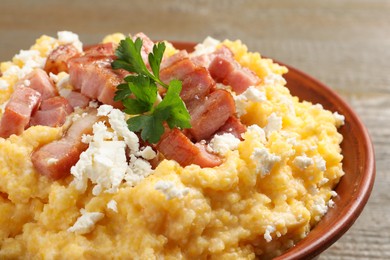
[112,37,191,143]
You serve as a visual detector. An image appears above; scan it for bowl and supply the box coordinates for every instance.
[172,42,376,259]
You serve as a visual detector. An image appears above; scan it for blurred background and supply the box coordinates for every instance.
[1,0,389,258]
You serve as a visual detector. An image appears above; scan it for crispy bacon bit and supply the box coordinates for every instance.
[84,42,116,56]
[15,69,57,100]
[68,53,125,108]
[0,87,41,138]
[31,111,99,180]
[215,116,247,140]
[180,67,214,104]
[132,32,154,65]
[160,50,189,70]
[65,91,90,109]
[207,46,260,94]
[30,97,74,127]
[160,58,197,84]
[188,89,236,142]
[44,44,80,74]
[157,128,221,168]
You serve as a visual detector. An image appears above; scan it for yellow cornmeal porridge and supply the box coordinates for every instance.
[0,32,344,259]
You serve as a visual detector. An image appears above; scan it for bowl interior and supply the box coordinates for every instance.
[172,42,375,259]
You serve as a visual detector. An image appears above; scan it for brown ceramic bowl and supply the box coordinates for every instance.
[173,42,376,259]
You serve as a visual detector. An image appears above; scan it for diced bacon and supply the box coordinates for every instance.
[156,128,221,168]
[188,89,236,141]
[31,110,99,180]
[180,67,214,104]
[44,44,80,74]
[39,96,74,114]
[30,97,74,127]
[225,68,260,94]
[132,32,154,65]
[68,55,124,108]
[160,58,197,85]
[215,116,247,140]
[207,46,260,94]
[29,108,69,128]
[65,91,90,109]
[160,50,189,70]
[0,88,41,138]
[84,42,116,56]
[16,69,58,100]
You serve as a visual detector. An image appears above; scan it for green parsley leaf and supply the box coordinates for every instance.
[112,36,192,143]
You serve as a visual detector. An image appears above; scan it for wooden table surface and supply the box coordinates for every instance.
[1,0,389,258]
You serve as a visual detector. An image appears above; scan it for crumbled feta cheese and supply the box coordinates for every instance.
[58,31,83,52]
[244,124,266,143]
[234,86,266,117]
[264,73,286,85]
[137,146,157,160]
[52,72,70,91]
[72,105,154,195]
[328,199,335,208]
[71,139,128,195]
[264,113,282,137]
[0,79,9,90]
[155,180,190,200]
[67,209,104,235]
[97,104,113,116]
[333,111,345,127]
[264,225,276,242]
[125,155,154,186]
[313,197,328,221]
[191,36,220,57]
[208,133,240,155]
[250,147,281,177]
[107,200,118,213]
[14,49,46,69]
[89,100,99,108]
[293,154,314,170]
[314,155,326,172]
[107,108,140,153]
[319,177,329,186]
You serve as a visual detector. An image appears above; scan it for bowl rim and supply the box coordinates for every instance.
[170,41,375,259]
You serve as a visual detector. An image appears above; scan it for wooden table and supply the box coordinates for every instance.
[1,0,389,258]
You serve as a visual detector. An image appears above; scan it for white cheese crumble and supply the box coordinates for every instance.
[57,31,83,52]
[137,146,157,160]
[313,197,328,221]
[234,86,266,117]
[250,147,281,177]
[50,72,71,95]
[333,111,345,127]
[0,79,9,90]
[207,133,240,155]
[293,154,314,170]
[155,180,190,200]
[67,209,104,235]
[244,124,266,143]
[71,106,155,195]
[264,225,276,242]
[191,36,220,57]
[125,155,154,187]
[263,73,286,85]
[107,200,118,213]
[314,155,327,172]
[264,113,282,137]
